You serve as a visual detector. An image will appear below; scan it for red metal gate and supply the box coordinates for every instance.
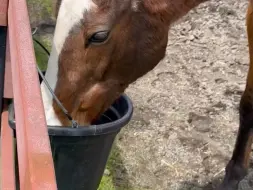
[0,0,57,189]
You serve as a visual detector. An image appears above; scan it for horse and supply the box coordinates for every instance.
[40,0,253,189]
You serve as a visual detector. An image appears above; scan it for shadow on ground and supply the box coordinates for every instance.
[177,176,223,190]
[178,164,253,190]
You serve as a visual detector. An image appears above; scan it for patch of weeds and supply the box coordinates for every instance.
[27,0,53,25]
[98,143,127,190]
[98,175,116,190]
[33,35,51,71]
[99,140,146,190]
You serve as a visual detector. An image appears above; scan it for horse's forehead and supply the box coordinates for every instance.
[59,0,130,24]
[54,0,96,53]
[60,0,97,16]
[57,0,134,50]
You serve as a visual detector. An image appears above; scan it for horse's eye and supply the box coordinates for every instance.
[89,31,110,44]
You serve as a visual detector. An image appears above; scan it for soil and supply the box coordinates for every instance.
[29,0,253,189]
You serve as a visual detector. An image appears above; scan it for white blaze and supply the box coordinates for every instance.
[41,0,96,126]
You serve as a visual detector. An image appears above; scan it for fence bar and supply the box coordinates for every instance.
[0,0,8,26]
[4,31,13,99]
[8,0,57,189]
[1,110,16,190]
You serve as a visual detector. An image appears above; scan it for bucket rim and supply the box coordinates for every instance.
[8,94,133,136]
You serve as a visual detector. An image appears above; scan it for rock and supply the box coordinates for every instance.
[103,169,111,176]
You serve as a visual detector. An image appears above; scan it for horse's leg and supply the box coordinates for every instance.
[218,2,253,190]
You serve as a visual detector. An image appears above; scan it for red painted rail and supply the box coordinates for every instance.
[0,0,58,189]
[4,30,13,98]
[1,109,16,190]
[0,0,8,26]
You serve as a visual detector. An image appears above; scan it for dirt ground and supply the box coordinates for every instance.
[30,0,253,189]
[121,1,253,189]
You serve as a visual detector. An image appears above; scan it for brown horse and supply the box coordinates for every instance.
[40,0,253,189]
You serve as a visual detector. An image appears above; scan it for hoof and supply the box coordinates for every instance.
[217,160,247,190]
[216,183,238,190]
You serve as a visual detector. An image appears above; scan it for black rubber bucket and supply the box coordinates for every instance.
[8,93,133,190]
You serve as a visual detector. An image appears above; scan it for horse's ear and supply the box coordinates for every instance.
[52,0,62,18]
